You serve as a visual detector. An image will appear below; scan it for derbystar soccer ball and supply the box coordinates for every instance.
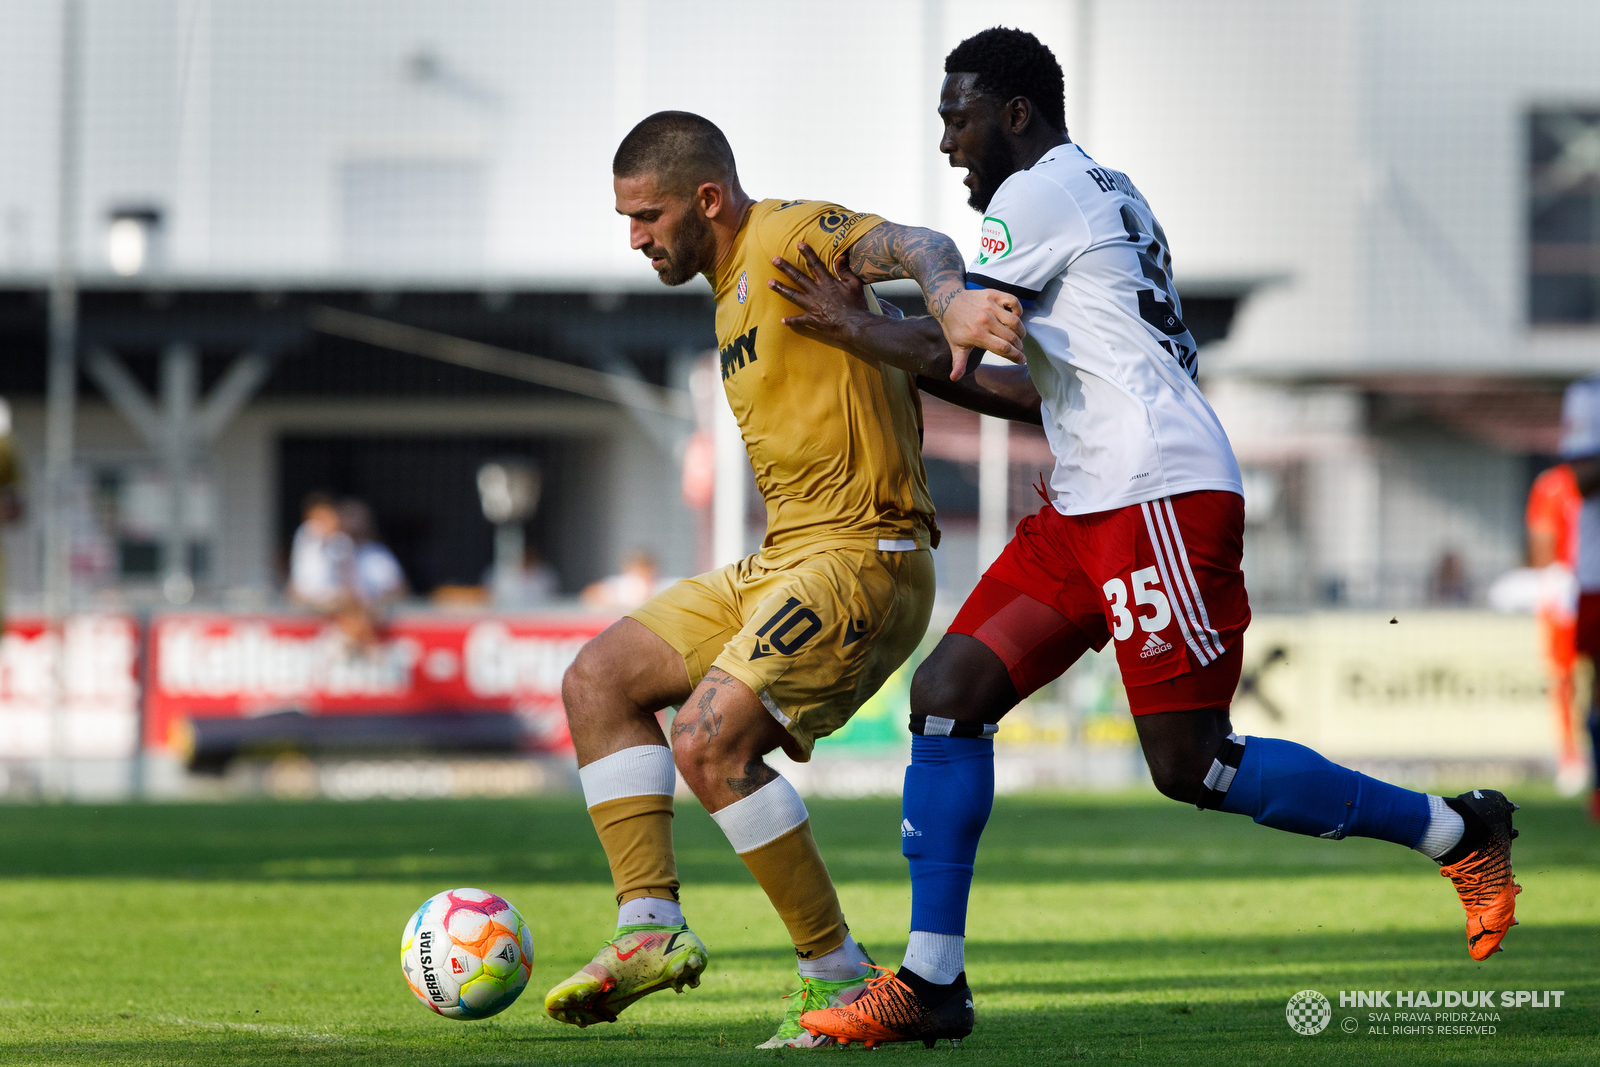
[401,888,534,1019]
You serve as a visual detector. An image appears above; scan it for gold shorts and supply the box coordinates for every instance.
[630,545,935,759]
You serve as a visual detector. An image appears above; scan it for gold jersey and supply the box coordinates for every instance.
[709,199,937,558]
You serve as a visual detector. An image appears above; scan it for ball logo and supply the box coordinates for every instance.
[1286,989,1332,1035]
[978,216,1011,264]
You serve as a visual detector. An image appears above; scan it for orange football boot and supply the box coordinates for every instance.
[1437,789,1521,961]
[800,965,973,1049]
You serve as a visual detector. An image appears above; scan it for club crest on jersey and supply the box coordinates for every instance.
[977,216,1011,264]
[737,270,749,304]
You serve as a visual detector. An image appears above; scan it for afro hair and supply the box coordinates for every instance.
[944,27,1066,132]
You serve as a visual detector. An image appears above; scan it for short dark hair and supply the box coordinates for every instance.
[613,111,738,198]
[945,27,1066,132]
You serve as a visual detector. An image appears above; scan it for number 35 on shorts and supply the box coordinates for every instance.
[1102,568,1172,642]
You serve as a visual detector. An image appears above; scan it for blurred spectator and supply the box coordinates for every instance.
[334,498,404,649]
[1428,550,1469,604]
[288,492,352,609]
[489,542,561,609]
[338,499,406,608]
[0,398,20,627]
[1526,463,1586,795]
[582,549,665,610]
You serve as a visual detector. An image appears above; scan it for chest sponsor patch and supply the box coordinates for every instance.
[977,216,1011,264]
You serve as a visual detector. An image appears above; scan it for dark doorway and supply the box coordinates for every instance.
[277,435,595,594]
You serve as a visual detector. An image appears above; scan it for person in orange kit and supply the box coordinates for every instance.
[1526,462,1587,796]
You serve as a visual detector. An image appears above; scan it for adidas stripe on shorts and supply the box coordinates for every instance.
[948,490,1249,715]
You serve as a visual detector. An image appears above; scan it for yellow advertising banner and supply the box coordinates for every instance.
[1230,612,1553,761]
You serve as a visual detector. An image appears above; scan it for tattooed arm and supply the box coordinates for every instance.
[845,221,966,320]
[769,243,1042,424]
[845,223,1025,366]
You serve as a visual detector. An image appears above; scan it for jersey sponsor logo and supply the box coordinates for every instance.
[750,595,823,660]
[977,216,1011,264]
[737,270,749,304]
[719,326,758,380]
[901,818,922,837]
[842,618,869,647]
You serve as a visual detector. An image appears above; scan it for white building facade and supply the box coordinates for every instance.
[0,0,1596,608]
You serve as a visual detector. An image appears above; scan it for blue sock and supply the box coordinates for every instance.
[1219,736,1430,846]
[903,733,994,935]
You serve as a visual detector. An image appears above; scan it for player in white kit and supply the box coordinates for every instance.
[782,27,1523,1049]
[1559,375,1600,822]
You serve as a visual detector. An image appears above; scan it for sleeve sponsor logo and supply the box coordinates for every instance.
[816,208,872,251]
[977,216,1011,264]
[817,209,850,233]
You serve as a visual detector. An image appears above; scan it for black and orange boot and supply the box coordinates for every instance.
[1436,789,1521,961]
[799,964,974,1049]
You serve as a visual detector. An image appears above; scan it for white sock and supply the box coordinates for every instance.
[798,932,870,982]
[902,931,964,986]
[617,896,684,928]
[708,776,809,852]
[1414,794,1466,860]
[577,744,676,807]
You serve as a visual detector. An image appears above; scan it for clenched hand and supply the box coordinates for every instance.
[938,288,1026,380]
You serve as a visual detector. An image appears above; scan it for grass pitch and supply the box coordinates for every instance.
[0,789,1595,1066]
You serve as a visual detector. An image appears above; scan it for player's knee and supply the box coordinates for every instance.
[1141,743,1211,804]
[910,656,980,722]
[561,642,615,725]
[1146,760,1203,804]
[670,729,729,796]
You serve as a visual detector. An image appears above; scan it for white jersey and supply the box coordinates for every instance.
[966,143,1242,515]
[1560,376,1600,590]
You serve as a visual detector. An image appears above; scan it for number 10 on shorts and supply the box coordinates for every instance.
[1102,567,1172,642]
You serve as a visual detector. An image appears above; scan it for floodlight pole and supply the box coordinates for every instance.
[160,344,198,605]
[977,413,1010,571]
[711,380,746,568]
[42,0,83,799]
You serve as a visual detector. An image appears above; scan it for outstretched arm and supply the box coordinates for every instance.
[919,363,1042,426]
[845,223,1026,367]
[769,244,1041,425]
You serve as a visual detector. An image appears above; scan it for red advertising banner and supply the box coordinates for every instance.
[146,614,612,756]
[0,615,141,759]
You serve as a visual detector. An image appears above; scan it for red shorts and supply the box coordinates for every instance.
[1576,592,1600,662]
[950,491,1250,715]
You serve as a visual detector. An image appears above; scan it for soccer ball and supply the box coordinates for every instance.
[401,888,534,1019]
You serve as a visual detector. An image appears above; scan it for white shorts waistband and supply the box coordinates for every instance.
[878,539,918,552]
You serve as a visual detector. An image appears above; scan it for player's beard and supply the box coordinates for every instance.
[649,206,715,287]
[966,125,1016,212]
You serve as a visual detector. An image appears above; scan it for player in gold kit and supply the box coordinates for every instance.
[543,111,1036,1047]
